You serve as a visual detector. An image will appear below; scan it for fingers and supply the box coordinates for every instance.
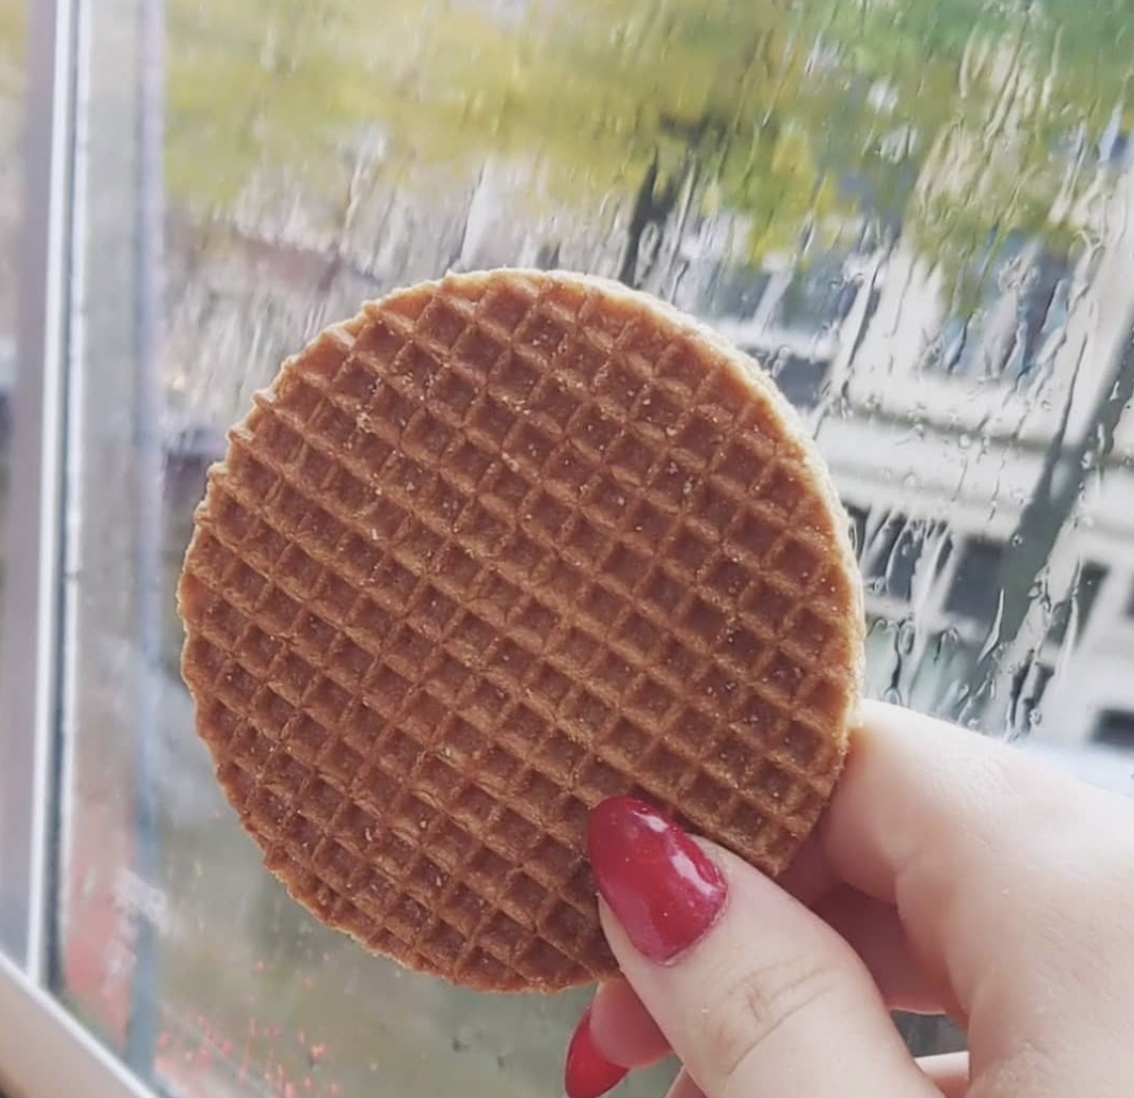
[813,885,946,1015]
[588,887,944,1075]
[584,996,963,1095]
[664,1070,706,1098]
[571,702,1134,1097]
[589,980,669,1069]
[563,1004,628,1098]
[587,797,938,1098]
[772,830,838,907]
[581,861,949,1089]
[917,1053,968,1098]
[822,700,1134,1091]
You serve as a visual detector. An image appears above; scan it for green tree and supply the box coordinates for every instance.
[168,0,839,285]
[809,0,1134,291]
[495,0,835,284]
[168,0,1134,281]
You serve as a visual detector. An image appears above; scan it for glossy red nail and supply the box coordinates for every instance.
[564,1005,628,1098]
[588,796,726,963]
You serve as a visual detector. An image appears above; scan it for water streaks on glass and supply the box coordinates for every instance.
[59,0,1134,1094]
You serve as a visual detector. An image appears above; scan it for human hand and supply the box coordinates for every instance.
[563,700,1134,1097]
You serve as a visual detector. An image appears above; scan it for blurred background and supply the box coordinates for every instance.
[2,0,1134,1096]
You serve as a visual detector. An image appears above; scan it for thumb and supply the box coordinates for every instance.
[588,798,937,1098]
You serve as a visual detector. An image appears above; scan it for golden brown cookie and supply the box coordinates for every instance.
[178,269,864,992]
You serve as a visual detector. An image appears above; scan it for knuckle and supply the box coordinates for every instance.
[700,953,848,1093]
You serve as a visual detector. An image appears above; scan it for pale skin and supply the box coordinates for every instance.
[588,700,1134,1097]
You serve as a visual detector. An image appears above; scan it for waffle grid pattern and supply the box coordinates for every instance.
[180,271,861,991]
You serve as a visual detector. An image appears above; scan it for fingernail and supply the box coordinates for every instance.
[564,1005,628,1098]
[588,796,726,963]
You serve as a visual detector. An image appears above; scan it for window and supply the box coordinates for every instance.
[691,261,772,321]
[924,239,1073,380]
[764,351,829,409]
[908,632,979,719]
[1126,579,1134,620]
[945,538,1005,623]
[768,255,859,337]
[862,622,976,719]
[4,2,1134,1097]
[864,513,951,604]
[1093,711,1134,751]
[0,0,30,968]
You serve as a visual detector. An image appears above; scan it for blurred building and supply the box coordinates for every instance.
[673,157,1134,755]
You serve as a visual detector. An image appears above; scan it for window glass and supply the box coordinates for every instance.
[1048,561,1108,646]
[771,256,859,337]
[864,513,951,604]
[765,351,829,411]
[923,237,1074,379]
[54,0,1134,1092]
[844,502,869,559]
[944,538,1005,624]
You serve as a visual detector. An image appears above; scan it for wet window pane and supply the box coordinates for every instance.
[923,239,1074,379]
[845,502,869,559]
[945,538,1005,623]
[693,262,771,319]
[865,514,951,604]
[50,0,1134,1087]
[1000,655,1057,735]
[1048,561,1107,646]
[766,351,829,410]
[908,631,978,717]
[773,258,858,334]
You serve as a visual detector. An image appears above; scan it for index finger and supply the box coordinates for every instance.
[823,698,1134,901]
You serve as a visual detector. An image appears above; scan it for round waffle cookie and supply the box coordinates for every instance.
[179,269,864,993]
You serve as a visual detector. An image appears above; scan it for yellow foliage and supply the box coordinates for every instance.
[165,0,1130,291]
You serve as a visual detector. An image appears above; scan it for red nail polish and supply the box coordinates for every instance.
[588,797,726,963]
[564,1006,628,1098]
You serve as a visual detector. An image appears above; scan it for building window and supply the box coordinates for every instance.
[765,351,829,410]
[859,512,952,606]
[695,261,773,320]
[1125,579,1134,619]
[924,239,1073,380]
[771,256,858,335]
[865,514,920,602]
[945,536,1005,623]
[844,502,869,558]
[1049,561,1108,645]
[1093,710,1134,750]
